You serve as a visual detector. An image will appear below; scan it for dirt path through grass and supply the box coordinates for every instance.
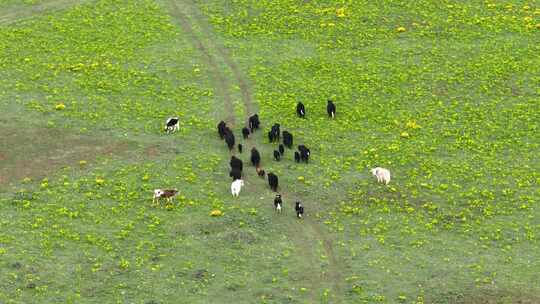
[166,1,235,128]
[168,1,345,301]
[0,0,90,25]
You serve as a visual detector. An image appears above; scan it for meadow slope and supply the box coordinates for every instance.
[0,0,539,303]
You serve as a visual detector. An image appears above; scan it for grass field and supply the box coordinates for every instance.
[0,0,539,303]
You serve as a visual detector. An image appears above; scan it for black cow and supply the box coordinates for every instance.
[248,114,260,132]
[296,102,305,118]
[268,130,275,143]
[242,127,250,139]
[282,131,293,148]
[274,194,283,213]
[295,202,304,218]
[250,148,261,167]
[230,156,243,172]
[225,130,235,151]
[238,144,243,154]
[278,144,285,156]
[217,121,227,139]
[267,173,278,192]
[298,145,310,163]
[327,99,336,118]
[294,151,300,163]
[273,150,281,161]
[268,123,280,143]
[229,169,241,181]
[272,124,280,140]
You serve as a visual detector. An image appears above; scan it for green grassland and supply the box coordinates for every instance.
[0,0,539,303]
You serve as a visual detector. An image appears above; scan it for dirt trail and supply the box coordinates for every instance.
[0,0,90,25]
[167,1,235,127]
[167,1,344,301]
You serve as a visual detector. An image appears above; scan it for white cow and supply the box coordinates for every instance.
[371,167,391,185]
[231,179,244,197]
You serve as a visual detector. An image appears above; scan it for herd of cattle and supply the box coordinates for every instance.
[154,100,391,218]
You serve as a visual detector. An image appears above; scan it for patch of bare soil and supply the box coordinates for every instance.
[0,125,130,188]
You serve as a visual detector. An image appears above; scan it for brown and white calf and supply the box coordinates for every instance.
[153,189,178,204]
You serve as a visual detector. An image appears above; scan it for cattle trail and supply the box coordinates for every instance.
[167,1,235,128]
[168,0,345,301]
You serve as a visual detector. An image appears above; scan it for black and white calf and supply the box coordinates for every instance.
[267,172,278,192]
[274,194,283,213]
[282,131,293,148]
[298,145,310,163]
[248,114,260,132]
[250,148,261,167]
[295,202,304,218]
[296,102,306,118]
[273,150,281,161]
[327,99,336,118]
[165,117,180,134]
[242,127,250,139]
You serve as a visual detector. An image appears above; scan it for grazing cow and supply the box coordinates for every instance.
[327,100,336,118]
[231,179,244,197]
[230,156,243,172]
[165,117,180,134]
[273,150,281,161]
[250,148,261,167]
[371,167,391,185]
[153,189,178,205]
[267,173,278,192]
[248,114,260,132]
[229,169,242,181]
[278,144,285,156]
[242,127,250,139]
[238,144,243,154]
[282,131,293,148]
[225,130,235,151]
[295,202,304,218]
[256,167,266,178]
[296,102,306,118]
[294,151,300,163]
[217,121,227,139]
[274,194,283,213]
[298,145,311,163]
